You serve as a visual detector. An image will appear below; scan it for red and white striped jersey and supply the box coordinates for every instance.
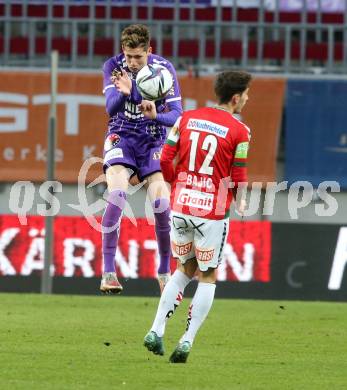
[160,106,250,220]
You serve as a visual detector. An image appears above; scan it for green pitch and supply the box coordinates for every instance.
[1,293,346,390]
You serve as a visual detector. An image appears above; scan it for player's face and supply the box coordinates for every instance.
[234,88,249,114]
[122,46,152,73]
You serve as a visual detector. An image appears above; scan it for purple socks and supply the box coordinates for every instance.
[102,192,171,275]
[102,190,127,273]
[153,198,171,275]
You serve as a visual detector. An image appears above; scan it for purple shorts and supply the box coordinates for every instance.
[103,131,164,181]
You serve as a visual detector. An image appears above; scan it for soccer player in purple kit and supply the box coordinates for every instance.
[100,24,183,294]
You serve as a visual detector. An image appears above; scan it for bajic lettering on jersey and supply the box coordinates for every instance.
[186,174,214,190]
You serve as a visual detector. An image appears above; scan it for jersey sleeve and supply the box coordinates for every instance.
[156,60,183,127]
[160,116,181,183]
[102,59,117,94]
[163,60,182,104]
[231,124,251,186]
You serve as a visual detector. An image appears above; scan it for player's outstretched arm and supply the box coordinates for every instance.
[156,100,183,127]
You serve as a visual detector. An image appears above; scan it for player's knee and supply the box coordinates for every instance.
[198,268,217,284]
[179,259,197,279]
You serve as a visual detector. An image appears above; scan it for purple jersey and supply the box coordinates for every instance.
[102,53,182,180]
[102,53,182,141]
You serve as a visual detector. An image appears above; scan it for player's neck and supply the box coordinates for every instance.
[214,104,234,115]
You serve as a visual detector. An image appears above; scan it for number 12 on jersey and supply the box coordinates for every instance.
[188,131,218,175]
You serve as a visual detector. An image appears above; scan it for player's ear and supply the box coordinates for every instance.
[232,94,240,106]
[147,46,153,54]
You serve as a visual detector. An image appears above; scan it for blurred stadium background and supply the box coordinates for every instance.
[0,0,347,300]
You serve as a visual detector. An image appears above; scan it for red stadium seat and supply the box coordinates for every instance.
[180,8,190,20]
[206,40,215,58]
[322,12,344,24]
[290,42,301,60]
[94,38,114,57]
[221,40,242,59]
[28,4,47,17]
[52,37,72,56]
[137,7,148,19]
[1,4,345,26]
[35,37,46,54]
[306,42,328,61]
[263,41,285,60]
[248,40,257,58]
[162,39,173,57]
[237,8,259,22]
[78,37,88,55]
[153,7,173,20]
[307,12,317,23]
[334,42,343,61]
[264,11,274,22]
[53,5,64,18]
[95,5,106,18]
[10,37,28,55]
[279,12,301,23]
[69,5,89,18]
[178,40,199,57]
[111,6,131,19]
[150,39,157,53]
[222,8,232,21]
[11,4,23,16]
[195,7,216,21]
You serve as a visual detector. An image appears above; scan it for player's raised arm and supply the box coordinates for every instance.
[102,60,129,116]
[160,117,181,183]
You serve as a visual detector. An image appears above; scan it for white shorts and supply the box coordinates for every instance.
[170,211,229,272]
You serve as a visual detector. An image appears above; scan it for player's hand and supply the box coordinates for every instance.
[112,69,132,96]
[138,100,157,119]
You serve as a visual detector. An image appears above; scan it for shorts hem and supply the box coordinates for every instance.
[103,161,137,174]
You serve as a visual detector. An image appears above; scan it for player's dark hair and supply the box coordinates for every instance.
[214,70,252,104]
[121,24,150,50]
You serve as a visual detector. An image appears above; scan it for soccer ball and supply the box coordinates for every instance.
[136,64,173,101]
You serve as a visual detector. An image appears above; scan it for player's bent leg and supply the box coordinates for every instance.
[100,165,130,294]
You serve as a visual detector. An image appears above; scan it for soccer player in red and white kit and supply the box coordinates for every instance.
[144,70,252,363]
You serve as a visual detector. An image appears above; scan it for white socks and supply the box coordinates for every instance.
[150,270,191,337]
[180,282,216,345]
[150,273,216,345]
